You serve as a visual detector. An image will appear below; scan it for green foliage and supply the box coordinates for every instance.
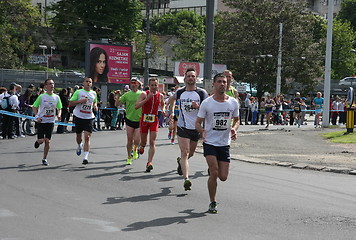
[331,19,356,79]
[0,0,42,68]
[215,0,325,96]
[151,10,205,35]
[132,33,163,66]
[337,0,356,31]
[48,0,143,59]
[151,10,205,62]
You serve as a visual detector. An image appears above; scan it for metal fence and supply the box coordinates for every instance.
[0,68,84,89]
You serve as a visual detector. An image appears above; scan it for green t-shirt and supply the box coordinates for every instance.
[120,90,142,122]
[226,86,236,98]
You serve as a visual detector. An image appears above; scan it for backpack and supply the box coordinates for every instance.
[1,93,12,111]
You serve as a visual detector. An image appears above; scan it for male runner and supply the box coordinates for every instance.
[69,77,98,165]
[196,73,240,214]
[223,70,239,99]
[115,78,142,165]
[135,78,165,172]
[33,79,62,165]
[168,68,208,191]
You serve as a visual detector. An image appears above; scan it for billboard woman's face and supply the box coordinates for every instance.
[96,53,106,75]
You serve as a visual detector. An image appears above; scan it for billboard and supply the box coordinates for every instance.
[174,61,227,78]
[86,42,132,84]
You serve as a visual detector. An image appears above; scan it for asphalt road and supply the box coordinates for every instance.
[1,128,356,240]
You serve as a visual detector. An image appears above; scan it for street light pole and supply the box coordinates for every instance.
[39,45,48,79]
[276,23,283,96]
[203,0,215,93]
[322,0,334,128]
[144,0,151,88]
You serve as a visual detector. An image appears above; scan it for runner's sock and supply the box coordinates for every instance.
[83,152,89,160]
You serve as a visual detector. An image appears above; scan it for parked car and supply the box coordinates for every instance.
[338,77,356,86]
[61,70,85,79]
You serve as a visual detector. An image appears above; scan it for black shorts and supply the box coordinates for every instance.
[125,118,140,129]
[173,115,178,121]
[74,116,94,134]
[203,143,231,163]
[37,123,54,140]
[177,126,200,142]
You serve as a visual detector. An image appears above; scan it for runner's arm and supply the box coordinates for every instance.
[195,117,206,142]
[135,92,148,110]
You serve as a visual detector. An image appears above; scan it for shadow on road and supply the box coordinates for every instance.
[121,209,207,231]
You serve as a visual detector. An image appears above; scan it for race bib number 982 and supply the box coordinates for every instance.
[213,112,230,131]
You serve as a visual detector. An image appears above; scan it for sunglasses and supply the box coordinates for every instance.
[130,81,138,85]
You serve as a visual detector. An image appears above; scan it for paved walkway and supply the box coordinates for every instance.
[198,117,356,175]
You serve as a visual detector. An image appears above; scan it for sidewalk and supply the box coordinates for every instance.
[196,117,356,175]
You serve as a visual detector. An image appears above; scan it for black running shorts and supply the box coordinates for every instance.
[125,117,140,129]
[203,143,231,163]
[177,126,200,142]
[74,116,94,134]
[37,123,54,140]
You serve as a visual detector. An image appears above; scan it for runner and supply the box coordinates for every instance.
[167,85,180,145]
[195,73,240,214]
[33,79,62,166]
[313,92,324,128]
[69,77,98,165]
[168,68,208,191]
[115,78,142,165]
[135,78,165,172]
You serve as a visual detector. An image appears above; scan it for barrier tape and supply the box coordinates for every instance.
[0,110,75,126]
[100,107,345,113]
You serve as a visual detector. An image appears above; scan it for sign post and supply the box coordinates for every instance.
[346,87,354,133]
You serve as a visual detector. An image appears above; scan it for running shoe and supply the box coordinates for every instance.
[76,143,83,156]
[184,179,192,191]
[132,149,139,160]
[171,139,175,145]
[82,159,88,165]
[208,202,218,214]
[138,146,145,155]
[145,162,153,172]
[34,140,40,149]
[126,158,133,165]
[168,131,172,139]
[42,159,48,166]
[177,157,183,175]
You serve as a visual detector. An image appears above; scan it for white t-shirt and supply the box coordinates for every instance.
[70,89,97,119]
[33,93,62,123]
[197,95,239,146]
[175,87,208,130]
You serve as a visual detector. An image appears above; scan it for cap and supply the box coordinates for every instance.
[302,97,306,100]
[28,84,35,88]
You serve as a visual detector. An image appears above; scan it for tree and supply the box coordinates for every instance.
[151,10,205,62]
[0,0,42,68]
[331,19,356,79]
[337,0,356,31]
[214,0,325,96]
[48,0,143,60]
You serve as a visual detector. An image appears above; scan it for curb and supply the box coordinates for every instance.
[195,148,356,175]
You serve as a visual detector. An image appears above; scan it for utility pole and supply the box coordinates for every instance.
[276,23,283,96]
[203,0,215,93]
[144,0,151,88]
[322,0,334,128]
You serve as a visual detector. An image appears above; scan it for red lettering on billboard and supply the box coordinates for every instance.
[178,62,200,76]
